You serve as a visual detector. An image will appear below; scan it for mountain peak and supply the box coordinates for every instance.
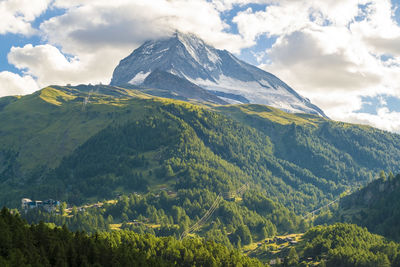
[172,31,211,63]
[173,30,201,43]
[110,32,327,117]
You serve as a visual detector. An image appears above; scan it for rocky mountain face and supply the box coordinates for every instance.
[110,32,327,117]
[141,69,227,104]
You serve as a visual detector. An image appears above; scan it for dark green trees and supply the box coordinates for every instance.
[300,223,400,266]
[336,172,400,241]
[0,207,263,266]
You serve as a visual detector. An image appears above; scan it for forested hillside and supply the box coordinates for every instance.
[218,104,400,191]
[0,208,262,266]
[297,223,400,266]
[6,207,400,266]
[22,189,305,249]
[317,172,400,242]
[246,223,400,266]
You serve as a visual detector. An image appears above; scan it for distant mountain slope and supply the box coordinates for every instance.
[334,172,400,241]
[217,105,400,184]
[298,223,400,266]
[110,32,327,117]
[249,222,400,265]
[1,85,400,215]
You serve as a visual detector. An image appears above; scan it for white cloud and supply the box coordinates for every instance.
[0,71,39,97]
[211,0,268,11]
[233,4,309,40]
[42,0,251,53]
[262,29,383,95]
[336,108,400,133]
[0,0,51,35]
[8,44,109,86]
[351,1,400,56]
[232,0,366,41]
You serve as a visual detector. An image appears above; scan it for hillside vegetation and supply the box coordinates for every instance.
[23,189,305,249]
[315,172,400,242]
[0,208,262,266]
[298,223,400,266]
[246,223,400,266]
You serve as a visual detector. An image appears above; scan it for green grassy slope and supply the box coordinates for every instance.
[0,86,155,171]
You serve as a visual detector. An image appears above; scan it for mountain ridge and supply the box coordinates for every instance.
[318,171,400,242]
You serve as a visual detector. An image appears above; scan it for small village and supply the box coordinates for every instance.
[21,198,61,213]
[241,233,307,265]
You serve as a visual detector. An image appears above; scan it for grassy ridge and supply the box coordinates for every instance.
[0,86,157,171]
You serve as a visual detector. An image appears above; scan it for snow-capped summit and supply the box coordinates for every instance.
[110,31,327,117]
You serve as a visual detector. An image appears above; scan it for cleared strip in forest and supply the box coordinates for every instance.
[180,183,248,240]
[302,198,340,219]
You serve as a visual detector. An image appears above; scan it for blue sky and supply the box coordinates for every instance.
[0,6,64,73]
[1,0,400,132]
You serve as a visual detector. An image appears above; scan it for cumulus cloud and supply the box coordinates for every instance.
[336,108,400,133]
[233,4,309,40]
[0,0,51,35]
[0,71,39,97]
[351,1,400,56]
[43,0,251,52]
[232,0,366,41]
[8,44,108,86]
[365,36,400,55]
[263,29,382,94]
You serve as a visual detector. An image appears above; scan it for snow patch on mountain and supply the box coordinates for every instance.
[218,97,243,104]
[129,71,150,85]
[191,75,315,114]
